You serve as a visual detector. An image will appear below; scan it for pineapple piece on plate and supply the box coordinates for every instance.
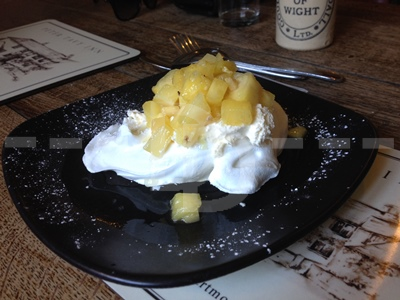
[170,193,202,223]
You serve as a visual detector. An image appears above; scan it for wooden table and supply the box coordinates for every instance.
[1,0,399,298]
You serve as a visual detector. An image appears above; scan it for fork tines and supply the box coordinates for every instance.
[169,34,200,54]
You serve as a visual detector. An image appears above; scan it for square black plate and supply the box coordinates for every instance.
[2,73,377,287]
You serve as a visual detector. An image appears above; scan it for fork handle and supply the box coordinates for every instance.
[234,61,344,83]
[235,64,305,80]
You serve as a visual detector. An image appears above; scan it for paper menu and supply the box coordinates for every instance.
[105,146,400,300]
[0,20,140,104]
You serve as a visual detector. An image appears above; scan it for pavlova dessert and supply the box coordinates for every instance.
[83,54,288,222]
[83,53,288,195]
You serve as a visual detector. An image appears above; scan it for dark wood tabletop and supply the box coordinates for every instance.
[1,0,399,298]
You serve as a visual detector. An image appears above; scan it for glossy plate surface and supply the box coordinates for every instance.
[2,73,378,287]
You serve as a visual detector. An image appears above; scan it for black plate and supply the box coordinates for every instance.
[2,73,377,287]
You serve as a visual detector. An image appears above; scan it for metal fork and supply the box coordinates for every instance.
[168,34,344,83]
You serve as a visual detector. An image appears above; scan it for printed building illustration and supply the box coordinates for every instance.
[0,36,73,81]
[270,197,400,299]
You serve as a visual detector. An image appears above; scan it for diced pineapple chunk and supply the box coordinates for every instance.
[221,75,238,92]
[191,93,211,112]
[174,124,203,147]
[180,71,211,103]
[161,105,180,118]
[172,103,211,128]
[196,54,216,79]
[172,68,185,91]
[288,126,307,138]
[170,193,202,223]
[178,95,190,107]
[172,93,212,127]
[152,69,177,94]
[206,77,229,106]
[143,116,173,157]
[227,72,262,106]
[210,104,222,119]
[142,101,162,127]
[182,64,198,78]
[259,89,276,108]
[214,56,237,75]
[153,84,179,107]
[200,53,218,64]
[221,99,253,126]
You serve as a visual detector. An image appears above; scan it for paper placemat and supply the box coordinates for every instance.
[0,19,140,104]
[106,146,400,300]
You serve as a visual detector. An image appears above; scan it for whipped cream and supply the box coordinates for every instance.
[83,102,287,194]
